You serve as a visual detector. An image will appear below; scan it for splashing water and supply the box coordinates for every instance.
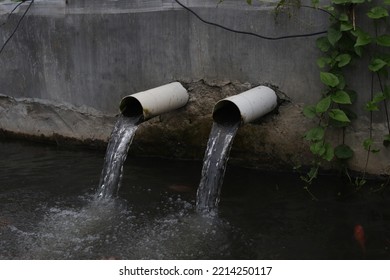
[5,114,244,259]
[3,194,245,259]
[2,140,390,259]
[196,121,240,213]
[96,115,142,199]
[9,197,132,259]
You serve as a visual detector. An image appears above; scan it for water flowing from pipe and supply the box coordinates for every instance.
[196,121,240,213]
[96,115,142,199]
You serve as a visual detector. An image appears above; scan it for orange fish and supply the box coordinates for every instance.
[353,224,366,253]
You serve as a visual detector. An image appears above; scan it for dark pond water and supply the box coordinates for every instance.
[0,139,389,260]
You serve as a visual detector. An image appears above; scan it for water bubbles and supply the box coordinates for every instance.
[0,190,247,259]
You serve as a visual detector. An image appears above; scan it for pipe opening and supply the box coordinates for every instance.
[119,96,144,118]
[212,100,242,125]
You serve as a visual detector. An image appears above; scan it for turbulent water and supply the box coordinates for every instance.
[196,121,240,213]
[2,195,243,260]
[0,116,249,259]
[1,140,390,259]
[96,115,141,199]
[5,115,247,259]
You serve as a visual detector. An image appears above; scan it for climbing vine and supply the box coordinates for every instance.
[218,0,390,190]
[301,0,390,189]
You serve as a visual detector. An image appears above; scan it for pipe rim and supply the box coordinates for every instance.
[212,100,242,125]
[119,96,144,119]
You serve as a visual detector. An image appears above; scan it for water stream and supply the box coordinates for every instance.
[96,115,142,199]
[196,121,240,213]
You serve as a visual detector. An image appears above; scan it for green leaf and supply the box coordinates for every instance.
[367,6,389,19]
[340,22,353,31]
[365,101,380,111]
[372,92,386,103]
[303,105,317,119]
[355,35,372,47]
[316,96,331,113]
[246,0,252,4]
[376,35,390,47]
[323,5,334,12]
[338,13,349,22]
[331,90,352,104]
[336,74,346,90]
[310,141,326,156]
[353,29,372,47]
[369,92,387,107]
[329,118,350,127]
[305,127,325,141]
[355,46,363,57]
[363,138,373,151]
[385,0,390,5]
[328,109,351,122]
[320,72,340,87]
[334,144,354,160]
[323,143,334,161]
[369,58,387,72]
[328,27,342,46]
[336,54,352,67]
[362,138,380,153]
[317,57,331,68]
[384,134,390,147]
[316,37,331,52]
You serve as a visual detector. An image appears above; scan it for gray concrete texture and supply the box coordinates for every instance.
[0,0,328,112]
[0,0,389,175]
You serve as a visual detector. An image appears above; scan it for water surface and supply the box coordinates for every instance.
[0,139,389,259]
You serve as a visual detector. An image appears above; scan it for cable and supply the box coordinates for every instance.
[298,5,335,18]
[0,0,34,56]
[174,0,327,40]
[0,0,28,28]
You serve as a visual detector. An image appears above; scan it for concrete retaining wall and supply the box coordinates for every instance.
[0,0,328,112]
[0,0,389,175]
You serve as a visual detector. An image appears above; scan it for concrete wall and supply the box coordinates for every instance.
[0,0,328,112]
[0,0,389,175]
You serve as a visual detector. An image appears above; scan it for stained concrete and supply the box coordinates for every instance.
[0,0,328,113]
[0,94,115,145]
[0,0,389,175]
